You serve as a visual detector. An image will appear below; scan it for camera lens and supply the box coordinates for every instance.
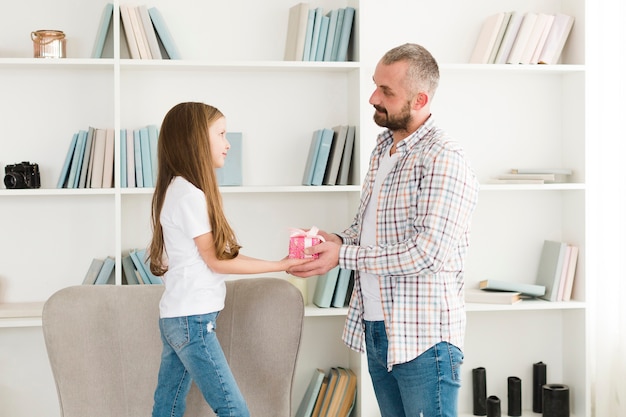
[4,172,26,189]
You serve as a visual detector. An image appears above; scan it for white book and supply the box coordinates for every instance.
[506,12,538,64]
[519,13,552,65]
[469,12,506,64]
[494,12,523,64]
[538,14,575,65]
[530,14,555,64]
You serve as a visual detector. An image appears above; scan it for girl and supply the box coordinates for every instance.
[148,102,308,417]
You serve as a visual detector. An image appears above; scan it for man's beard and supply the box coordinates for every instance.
[373,101,412,131]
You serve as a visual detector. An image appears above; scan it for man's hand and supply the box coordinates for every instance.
[288,238,341,278]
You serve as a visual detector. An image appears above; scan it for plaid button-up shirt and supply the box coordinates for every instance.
[339,116,479,369]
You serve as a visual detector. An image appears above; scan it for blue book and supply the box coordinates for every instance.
[130,248,163,285]
[308,7,324,61]
[331,268,353,307]
[68,130,88,188]
[57,133,78,188]
[310,128,334,186]
[330,8,345,61]
[302,130,323,185]
[94,257,115,285]
[121,254,139,285]
[217,132,243,186]
[133,129,144,187]
[147,124,159,183]
[336,7,355,61]
[323,9,339,61]
[148,7,181,59]
[313,265,340,308]
[302,9,315,61]
[91,3,114,58]
[139,127,153,187]
[314,14,329,61]
[78,127,95,188]
[295,368,325,417]
[336,125,355,185]
[120,129,127,188]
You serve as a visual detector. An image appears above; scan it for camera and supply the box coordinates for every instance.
[4,161,41,189]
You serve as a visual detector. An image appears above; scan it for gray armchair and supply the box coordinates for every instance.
[42,278,304,417]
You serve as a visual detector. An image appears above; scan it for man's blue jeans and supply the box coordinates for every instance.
[152,312,249,417]
[365,320,463,417]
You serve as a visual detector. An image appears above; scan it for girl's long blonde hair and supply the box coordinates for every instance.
[148,102,241,276]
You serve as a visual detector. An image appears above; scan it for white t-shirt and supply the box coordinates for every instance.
[360,147,399,321]
[158,176,227,318]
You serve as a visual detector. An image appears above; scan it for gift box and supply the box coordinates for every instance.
[289,227,325,259]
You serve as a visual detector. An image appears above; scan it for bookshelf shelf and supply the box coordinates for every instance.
[0,0,592,416]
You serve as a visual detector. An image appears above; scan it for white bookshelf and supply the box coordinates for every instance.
[0,0,592,416]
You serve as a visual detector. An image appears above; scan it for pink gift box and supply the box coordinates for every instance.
[288,227,325,259]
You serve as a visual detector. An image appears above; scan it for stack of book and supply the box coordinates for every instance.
[284,3,355,62]
[469,11,574,65]
[302,125,355,186]
[92,3,180,59]
[81,248,164,285]
[121,125,159,188]
[295,367,357,417]
[312,266,353,308]
[489,168,572,184]
[57,127,116,189]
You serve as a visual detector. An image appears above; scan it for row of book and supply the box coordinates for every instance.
[488,168,573,184]
[296,367,356,417]
[57,127,115,189]
[467,239,579,305]
[82,248,163,285]
[284,3,355,62]
[312,266,353,308]
[302,125,355,186]
[121,125,159,188]
[469,12,574,65]
[92,3,180,59]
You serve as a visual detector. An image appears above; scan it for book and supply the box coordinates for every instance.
[310,128,334,186]
[133,129,144,187]
[506,12,538,64]
[313,265,341,308]
[130,248,163,285]
[82,258,104,285]
[314,14,330,61]
[57,133,78,188]
[487,12,512,64]
[302,8,316,62]
[148,7,181,59]
[465,288,522,305]
[496,173,556,181]
[139,126,153,187]
[329,8,345,61]
[336,368,357,417]
[284,2,310,61]
[530,14,556,64]
[494,11,523,64]
[148,124,159,182]
[91,3,114,58]
[469,12,507,64]
[511,168,572,175]
[538,14,575,65]
[90,128,107,188]
[535,240,569,301]
[336,125,355,185]
[311,375,329,417]
[308,7,324,61]
[556,245,573,301]
[322,9,339,62]
[302,130,323,186]
[318,367,340,417]
[325,367,349,416]
[561,245,579,301]
[336,7,355,61]
[121,253,140,285]
[331,268,353,307]
[479,279,545,297]
[323,125,348,185]
[295,368,325,417]
[217,132,243,186]
[78,127,95,188]
[137,5,162,59]
[125,128,136,187]
[119,4,141,59]
[94,256,115,285]
[68,130,87,188]
[519,13,552,65]
[129,5,151,59]
[120,129,127,188]
[102,128,115,188]
[489,179,544,184]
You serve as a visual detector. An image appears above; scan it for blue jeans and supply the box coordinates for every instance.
[152,312,250,417]
[365,320,463,417]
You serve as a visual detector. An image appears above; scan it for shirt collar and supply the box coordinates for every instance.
[376,115,435,155]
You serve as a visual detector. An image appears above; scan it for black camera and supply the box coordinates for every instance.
[4,161,41,189]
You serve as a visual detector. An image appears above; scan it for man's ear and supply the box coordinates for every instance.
[413,92,429,110]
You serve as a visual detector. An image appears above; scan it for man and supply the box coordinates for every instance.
[289,43,479,417]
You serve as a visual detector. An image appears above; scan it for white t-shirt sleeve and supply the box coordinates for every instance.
[177,189,211,239]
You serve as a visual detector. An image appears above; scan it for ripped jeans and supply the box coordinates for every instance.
[152,312,250,417]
